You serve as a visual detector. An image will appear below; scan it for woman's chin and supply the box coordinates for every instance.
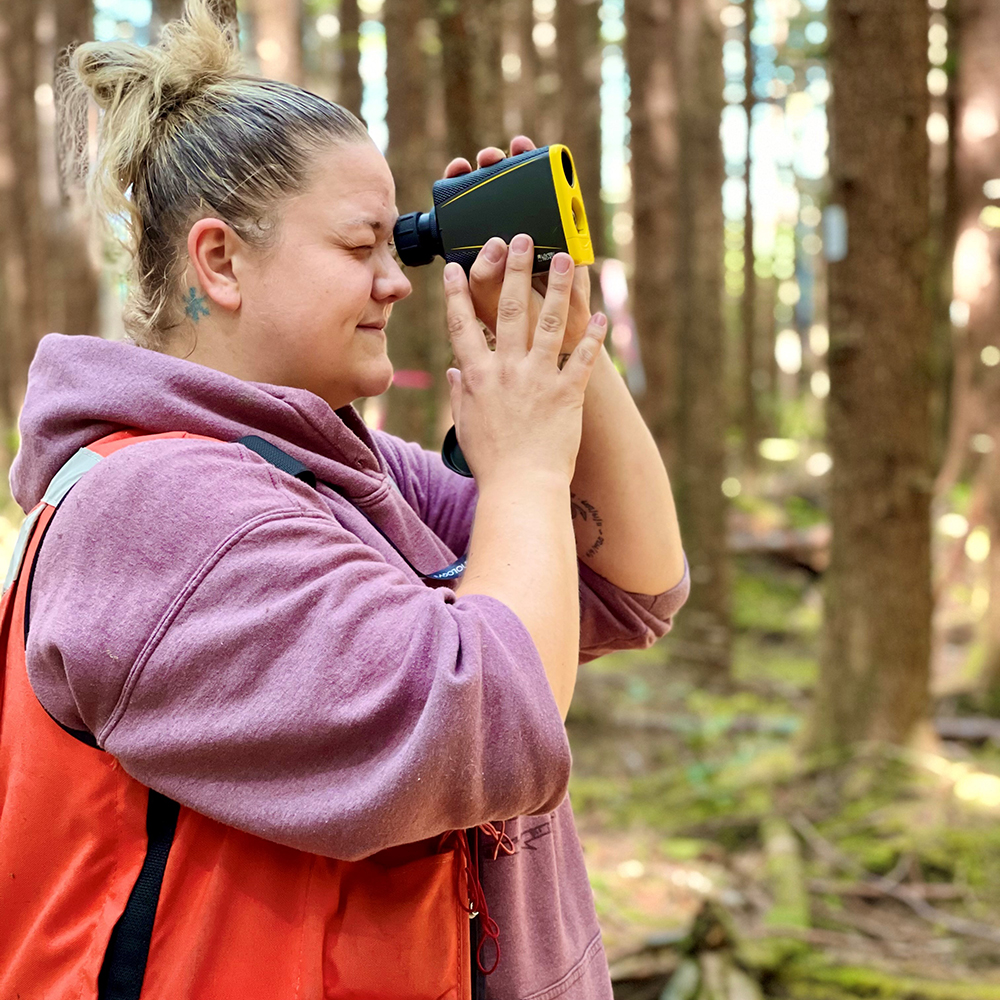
[358,363,394,400]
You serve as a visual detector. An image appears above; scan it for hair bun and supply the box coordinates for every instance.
[72,0,240,116]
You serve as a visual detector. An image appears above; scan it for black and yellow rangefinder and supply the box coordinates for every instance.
[393,144,594,274]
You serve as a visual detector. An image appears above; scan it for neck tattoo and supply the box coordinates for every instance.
[184,287,210,322]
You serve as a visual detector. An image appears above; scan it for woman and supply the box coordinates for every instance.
[0,2,688,998]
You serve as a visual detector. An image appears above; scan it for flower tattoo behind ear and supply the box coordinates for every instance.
[184,287,210,322]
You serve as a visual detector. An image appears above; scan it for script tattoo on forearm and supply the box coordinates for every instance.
[570,493,605,560]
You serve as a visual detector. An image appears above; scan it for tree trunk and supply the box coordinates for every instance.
[673,0,730,676]
[807,0,933,752]
[338,0,364,120]
[624,0,680,460]
[626,0,730,678]
[383,0,442,447]
[250,0,302,84]
[49,0,99,341]
[556,0,604,257]
[514,0,539,140]
[437,1,477,160]
[437,0,504,157]
[0,0,48,428]
[741,0,759,472]
[467,0,505,149]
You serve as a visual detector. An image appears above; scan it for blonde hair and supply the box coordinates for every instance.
[57,0,369,349]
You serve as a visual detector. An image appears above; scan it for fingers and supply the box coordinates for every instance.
[468,237,508,328]
[530,253,575,363]
[443,262,490,367]
[444,137,537,179]
[444,156,473,179]
[560,313,608,386]
[475,146,506,169]
[494,233,536,358]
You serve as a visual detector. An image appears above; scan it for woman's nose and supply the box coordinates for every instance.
[376,253,412,303]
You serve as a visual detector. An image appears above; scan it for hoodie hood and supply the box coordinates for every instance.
[11,333,390,512]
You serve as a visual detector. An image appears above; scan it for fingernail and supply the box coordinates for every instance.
[483,238,506,263]
[444,262,463,283]
[593,312,608,328]
[511,234,531,254]
[553,254,571,274]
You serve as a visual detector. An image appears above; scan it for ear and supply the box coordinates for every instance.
[187,218,243,313]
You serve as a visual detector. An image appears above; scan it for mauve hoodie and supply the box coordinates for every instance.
[10,332,689,1000]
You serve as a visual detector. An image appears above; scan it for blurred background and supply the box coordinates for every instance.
[3,0,1000,996]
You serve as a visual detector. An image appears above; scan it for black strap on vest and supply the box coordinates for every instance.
[19,473,177,996]
[236,435,468,583]
[97,791,180,1000]
[237,434,317,488]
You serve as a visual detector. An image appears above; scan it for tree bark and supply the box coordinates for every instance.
[673,0,730,676]
[0,0,48,428]
[515,0,539,140]
[467,0,505,149]
[807,0,934,751]
[383,0,443,447]
[624,0,680,460]
[338,0,363,120]
[741,0,759,472]
[626,0,730,677]
[49,0,99,341]
[249,0,302,84]
[437,0,477,160]
[437,0,504,157]
[556,0,604,257]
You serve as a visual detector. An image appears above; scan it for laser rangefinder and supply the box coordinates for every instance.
[393,144,594,274]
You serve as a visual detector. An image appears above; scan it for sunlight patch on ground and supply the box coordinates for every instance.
[918,751,1000,809]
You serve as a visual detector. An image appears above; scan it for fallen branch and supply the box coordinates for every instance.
[791,814,1000,945]
[808,879,965,902]
[934,717,1000,743]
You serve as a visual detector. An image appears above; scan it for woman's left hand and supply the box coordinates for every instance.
[442,135,593,355]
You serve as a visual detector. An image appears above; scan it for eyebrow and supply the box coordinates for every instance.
[345,215,399,232]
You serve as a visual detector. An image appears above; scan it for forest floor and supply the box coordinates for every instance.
[567,552,1000,999]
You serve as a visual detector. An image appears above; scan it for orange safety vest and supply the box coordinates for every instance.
[0,430,495,1000]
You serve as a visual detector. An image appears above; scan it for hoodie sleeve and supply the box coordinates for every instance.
[25,440,570,862]
[374,431,691,660]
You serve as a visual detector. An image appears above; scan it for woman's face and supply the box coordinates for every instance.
[235,140,411,408]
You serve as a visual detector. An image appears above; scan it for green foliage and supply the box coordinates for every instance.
[785,495,826,530]
[732,566,818,637]
[733,635,818,691]
[774,960,1000,1000]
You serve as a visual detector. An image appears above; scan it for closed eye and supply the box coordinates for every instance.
[350,241,402,265]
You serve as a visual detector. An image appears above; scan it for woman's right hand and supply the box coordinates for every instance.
[442,234,608,487]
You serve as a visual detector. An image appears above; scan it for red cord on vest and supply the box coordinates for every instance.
[479,820,515,861]
[456,827,504,975]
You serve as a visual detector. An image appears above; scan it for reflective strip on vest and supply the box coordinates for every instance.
[3,447,104,593]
